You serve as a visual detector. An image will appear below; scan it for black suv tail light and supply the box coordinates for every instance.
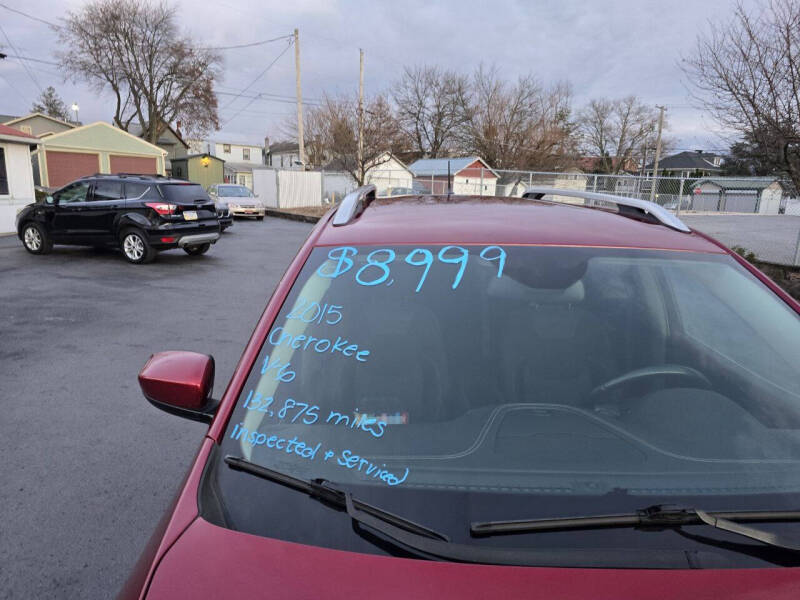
[145,202,178,216]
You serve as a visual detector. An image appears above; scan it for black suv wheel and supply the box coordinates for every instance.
[121,228,156,264]
[21,222,53,255]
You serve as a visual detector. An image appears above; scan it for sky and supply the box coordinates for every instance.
[0,0,756,153]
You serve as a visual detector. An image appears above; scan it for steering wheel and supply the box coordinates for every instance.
[589,364,711,400]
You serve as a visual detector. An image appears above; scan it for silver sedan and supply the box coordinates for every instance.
[207,184,266,220]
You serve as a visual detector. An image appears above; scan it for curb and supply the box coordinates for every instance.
[264,209,320,224]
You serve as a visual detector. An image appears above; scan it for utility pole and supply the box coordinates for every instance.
[358,48,365,184]
[649,105,666,203]
[294,28,306,167]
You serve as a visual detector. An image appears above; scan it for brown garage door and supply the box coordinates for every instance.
[109,155,157,175]
[46,151,100,188]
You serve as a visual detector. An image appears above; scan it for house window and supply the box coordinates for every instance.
[20,125,32,134]
[243,148,250,161]
[223,144,231,153]
[0,147,8,195]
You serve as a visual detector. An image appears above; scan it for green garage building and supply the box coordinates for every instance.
[170,153,225,189]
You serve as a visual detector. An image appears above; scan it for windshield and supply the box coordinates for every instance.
[218,185,253,197]
[207,244,800,567]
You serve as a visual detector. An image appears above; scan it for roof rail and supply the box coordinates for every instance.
[522,187,691,233]
[85,173,166,179]
[332,184,376,226]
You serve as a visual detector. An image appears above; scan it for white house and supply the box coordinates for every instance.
[364,152,413,195]
[0,124,39,234]
[267,141,302,169]
[690,177,785,214]
[409,157,498,196]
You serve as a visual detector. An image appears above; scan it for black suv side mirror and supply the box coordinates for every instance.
[45,195,55,205]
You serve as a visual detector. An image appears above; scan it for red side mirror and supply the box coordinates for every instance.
[138,351,217,423]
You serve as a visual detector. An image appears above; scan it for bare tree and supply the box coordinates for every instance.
[392,65,469,159]
[31,86,71,121]
[302,93,407,185]
[682,0,800,189]
[458,65,576,171]
[578,96,662,174]
[57,0,221,143]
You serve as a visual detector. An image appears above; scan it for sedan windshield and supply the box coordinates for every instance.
[218,185,252,197]
[208,245,800,567]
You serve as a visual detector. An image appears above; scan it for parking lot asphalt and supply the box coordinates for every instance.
[0,218,313,599]
[681,214,800,266]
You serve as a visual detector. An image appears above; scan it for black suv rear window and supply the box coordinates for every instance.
[160,183,210,203]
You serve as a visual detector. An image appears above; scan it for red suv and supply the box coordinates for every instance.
[121,186,800,599]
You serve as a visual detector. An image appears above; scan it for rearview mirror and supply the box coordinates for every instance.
[45,195,54,205]
[138,351,218,423]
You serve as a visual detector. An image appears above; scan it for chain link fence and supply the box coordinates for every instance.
[307,168,800,266]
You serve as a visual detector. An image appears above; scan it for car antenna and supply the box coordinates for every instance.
[447,160,452,196]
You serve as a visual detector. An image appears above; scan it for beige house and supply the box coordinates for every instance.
[0,124,39,233]
[2,112,76,138]
[36,122,166,189]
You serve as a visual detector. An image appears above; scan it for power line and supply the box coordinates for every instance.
[0,72,28,104]
[0,23,43,95]
[0,3,60,28]
[215,90,321,107]
[220,39,293,113]
[215,85,321,103]
[203,34,293,51]
[4,53,59,66]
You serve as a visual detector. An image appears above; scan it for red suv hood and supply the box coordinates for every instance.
[145,517,800,599]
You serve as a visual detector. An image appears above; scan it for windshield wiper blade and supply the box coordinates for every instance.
[225,457,726,567]
[471,504,800,552]
[224,455,448,542]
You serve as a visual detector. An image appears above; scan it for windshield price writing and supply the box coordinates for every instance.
[316,245,507,292]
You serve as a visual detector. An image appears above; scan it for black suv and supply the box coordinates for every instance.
[16,174,221,264]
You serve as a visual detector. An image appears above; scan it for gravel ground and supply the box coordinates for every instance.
[0,218,313,599]
[681,214,800,266]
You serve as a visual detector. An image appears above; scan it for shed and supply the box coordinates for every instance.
[0,124,39,233]
[224,162,255,190]
[36,122,166,189]
[496,169,588,199]
[409,157,498,195]
[323,151,413,196]
[690,177,785,214]
[364,152,413,194]
[170,153,224,189]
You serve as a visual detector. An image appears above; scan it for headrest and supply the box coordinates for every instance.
[489,276,585,304]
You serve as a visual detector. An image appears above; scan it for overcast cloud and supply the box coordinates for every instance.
[0,0,755,153]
